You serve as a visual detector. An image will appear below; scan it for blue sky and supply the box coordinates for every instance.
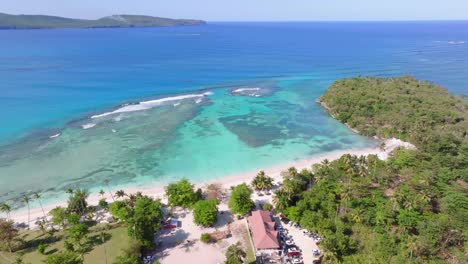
[2,0,468,21]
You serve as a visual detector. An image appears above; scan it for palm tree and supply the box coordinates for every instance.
[351,209,363,223]
[281,178,296,200]
[225,242,246,263]
[251,171,274,192]
[33,192,47,221]
[341,190,351,212]
[0,202,12,221]
[104,179,115,202]
[21,196,32,229]
[115,190,126,200]
[99,189,105,198]
[321,159,330,167]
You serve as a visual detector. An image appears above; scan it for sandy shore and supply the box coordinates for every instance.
[8,138,414,227]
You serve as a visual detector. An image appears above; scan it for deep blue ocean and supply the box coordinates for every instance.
[1,22,467,144]
[0,22,467,206]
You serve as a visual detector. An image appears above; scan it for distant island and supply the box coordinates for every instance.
[0,12,206,29]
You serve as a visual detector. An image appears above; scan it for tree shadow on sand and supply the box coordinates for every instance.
[213,210,234,229]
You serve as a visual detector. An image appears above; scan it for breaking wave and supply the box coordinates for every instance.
[91,92,212,119]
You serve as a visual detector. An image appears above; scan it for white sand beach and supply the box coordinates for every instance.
[8,138,414,228]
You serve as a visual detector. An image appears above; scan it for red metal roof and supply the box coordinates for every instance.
[247,210,280,249]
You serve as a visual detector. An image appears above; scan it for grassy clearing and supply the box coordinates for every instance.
[0,224,130,264]
[240,222,256,264]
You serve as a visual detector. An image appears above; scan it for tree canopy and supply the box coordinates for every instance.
[165,179,201,208]
[228,183,255,216]
[43,251,83,264]
[193,199,219,227]
[109,195,163,248]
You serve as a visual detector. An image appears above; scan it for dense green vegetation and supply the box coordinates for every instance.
[193,200,219,227]
[0,13,206,29]
[228,184,255,216]
[165,179,202,208]
[273,76,466,263]
[108,194,163,249]
[0,186,142,264]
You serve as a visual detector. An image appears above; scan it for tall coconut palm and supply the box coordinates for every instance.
[0,202,12,221]
[33,192,47,221]
[104,179,115,202]
[21,196,31,229]
[115,190,126,200]
[99,189,105,198]
[251,171,274,192]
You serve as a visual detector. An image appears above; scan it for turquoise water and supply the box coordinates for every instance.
[1,22,467,206]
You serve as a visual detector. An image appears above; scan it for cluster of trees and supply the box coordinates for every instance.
[271,76,466,263]
[109,193,163,249]
[165,179,220,227]
[0,185,150,264]
[0,192,48,231]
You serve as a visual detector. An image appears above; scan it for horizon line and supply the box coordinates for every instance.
[2,12,468,23]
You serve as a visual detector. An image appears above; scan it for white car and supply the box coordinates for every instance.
[287,247,300,253]
[292,258,304,264]
[285,239,294,245]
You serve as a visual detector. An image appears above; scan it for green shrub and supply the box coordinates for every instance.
[37,243,46,254]
[261,202,273,211]
[200,233,212,243]
[98,198,108,208]
[193,200,218,227]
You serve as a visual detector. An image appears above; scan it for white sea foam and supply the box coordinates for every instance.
[195,98,202,104]
[91,92,211,119]
[232,87,261,93]
[173,102,181,107]
[49,133,60,139]
[82,123,96,129]
[448,41,465,45]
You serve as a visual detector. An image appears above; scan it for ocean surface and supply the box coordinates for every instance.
[0,22,467,207]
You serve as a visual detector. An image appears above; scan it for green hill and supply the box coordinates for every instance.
[271,76,466,263]
[0,13,206,29]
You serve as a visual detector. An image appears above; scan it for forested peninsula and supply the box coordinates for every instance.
[272,76,467,263]
[0,13,206,29]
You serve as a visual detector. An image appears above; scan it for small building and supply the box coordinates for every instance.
[247,210,280,252]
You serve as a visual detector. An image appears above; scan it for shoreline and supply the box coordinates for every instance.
[8,137,414,227]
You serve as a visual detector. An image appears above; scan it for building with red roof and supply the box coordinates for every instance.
[247,210,280,250]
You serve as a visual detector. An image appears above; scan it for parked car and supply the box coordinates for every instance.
[163,218,178,229]
[285,239,294,246]
[287,251,301,258]
[291,258,304,264]
[287,247,300,253]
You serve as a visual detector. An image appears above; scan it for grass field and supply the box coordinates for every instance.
[0,224,130,264]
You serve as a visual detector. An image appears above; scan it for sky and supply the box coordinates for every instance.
[1,0,468,21]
